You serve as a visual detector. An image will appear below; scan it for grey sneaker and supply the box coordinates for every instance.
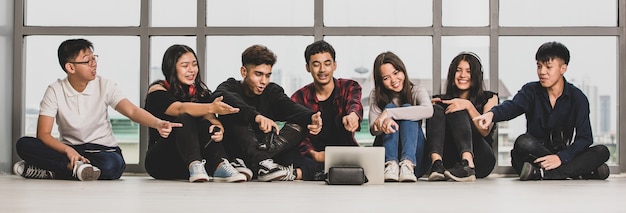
[188,160,210,182]
[213,159,247,183]
[13,160,54,179]
[230,158,253,181]
[384,160,399,182]
[258,159,287,182]
[72,161,101,181]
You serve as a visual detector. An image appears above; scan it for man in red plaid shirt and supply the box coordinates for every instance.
[291,40,363,165]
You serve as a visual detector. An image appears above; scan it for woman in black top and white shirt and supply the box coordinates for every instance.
[144,44,250,183]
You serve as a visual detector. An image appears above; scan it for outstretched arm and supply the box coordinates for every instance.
[115,98,182,138]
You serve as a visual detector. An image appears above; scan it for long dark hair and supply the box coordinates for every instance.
[442,52,486,104]
[372,51,414,110]
[150,44,210,102]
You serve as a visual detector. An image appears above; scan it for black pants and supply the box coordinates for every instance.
[222,123,314,179]
[510,133,610,179]
[145,113,227,180]
[426,104,496,178]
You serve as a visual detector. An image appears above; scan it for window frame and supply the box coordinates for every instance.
[12,0,626,174]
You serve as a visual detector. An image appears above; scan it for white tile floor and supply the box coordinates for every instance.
[2,173,625,213]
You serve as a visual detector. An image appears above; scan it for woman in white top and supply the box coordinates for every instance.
[369,51,433,182]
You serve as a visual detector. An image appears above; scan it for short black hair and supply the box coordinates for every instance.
[535,41,570,65]
[304,40,336,64]
[58,38,93,72]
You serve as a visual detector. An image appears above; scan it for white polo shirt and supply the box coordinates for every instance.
[39,76,125,147]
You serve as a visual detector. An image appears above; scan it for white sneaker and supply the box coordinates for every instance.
[230,158,253,181]
[399,159,417,182]
[188,160,210,182]
[384,160,399,182]
[258,159,287,182]
[72,161,101,181]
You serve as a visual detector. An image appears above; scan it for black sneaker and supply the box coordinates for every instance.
[257,159,287,182]
[444,159,476,182]
[581,163,610,180]
[519,162,543,181]
[13,160,54,179]
[427,160,446,181]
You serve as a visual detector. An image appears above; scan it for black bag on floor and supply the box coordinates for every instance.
[325,166,368,185]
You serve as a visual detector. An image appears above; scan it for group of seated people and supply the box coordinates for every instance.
[12,38,610,183]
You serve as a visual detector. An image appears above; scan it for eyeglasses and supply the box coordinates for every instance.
[69,55,98,66]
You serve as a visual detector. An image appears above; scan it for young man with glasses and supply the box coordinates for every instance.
[14,38,180,181]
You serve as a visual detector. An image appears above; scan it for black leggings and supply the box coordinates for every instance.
[510,134,609,179]
[426,104,496,178]
[145,113,228,180]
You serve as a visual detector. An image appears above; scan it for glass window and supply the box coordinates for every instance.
[325,36,432,145]
[498,36,618,166]
[442,0,489,27]
[150,0,196,27]
[206,0,313,27]
[150,37,197,83]
[325,0,432,27]
[205,36,313,94]
[24,36,141,164]
[25,0,140,26]
[500,0,617,27]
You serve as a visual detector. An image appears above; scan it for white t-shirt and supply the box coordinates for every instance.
[39,76,125,147]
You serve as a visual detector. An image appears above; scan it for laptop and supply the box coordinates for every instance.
[324,146,385,185]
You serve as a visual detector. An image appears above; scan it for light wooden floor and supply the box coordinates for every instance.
[1,173,625,213]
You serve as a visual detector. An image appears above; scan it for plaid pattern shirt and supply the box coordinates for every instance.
[291,78,363,156]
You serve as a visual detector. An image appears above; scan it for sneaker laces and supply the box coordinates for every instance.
[279,164,296,181]
[191,160,208,175]
[24,165,52,179]
[384,161,398,173]
[219,159,239,175]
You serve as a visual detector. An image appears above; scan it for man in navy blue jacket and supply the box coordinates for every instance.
[474,41,609,180]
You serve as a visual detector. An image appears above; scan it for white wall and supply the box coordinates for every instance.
[0,0,13,173]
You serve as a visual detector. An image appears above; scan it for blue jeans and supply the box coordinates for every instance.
[16,136,126,180]
[382,103,425,168]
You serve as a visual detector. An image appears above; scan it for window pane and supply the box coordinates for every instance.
[205,36,313,94]
[325,36,432,145]
[24,36,141,164]
[25,0,140,26]
[151,0,196,27]
[206,0,313,26]
[150,37,197,83]
[442,0,489,26]
[498,36,618,166]
[500,0,617,27]
[325,0,432,27]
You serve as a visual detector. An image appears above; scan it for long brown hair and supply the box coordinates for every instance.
[372,51,414,110]
[442,52,486,105]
